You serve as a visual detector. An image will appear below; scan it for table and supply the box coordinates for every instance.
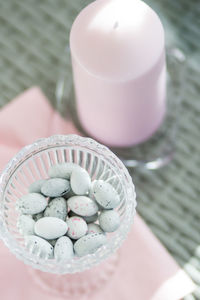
[0,1,199,299]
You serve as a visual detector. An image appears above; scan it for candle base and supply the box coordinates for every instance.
[56,47,185,170]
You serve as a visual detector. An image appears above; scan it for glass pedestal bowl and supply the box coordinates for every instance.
[0,134,136,298]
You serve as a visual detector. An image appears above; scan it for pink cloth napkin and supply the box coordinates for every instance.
[0,87,195,300]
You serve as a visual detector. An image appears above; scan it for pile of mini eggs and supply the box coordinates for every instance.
[16,162,121,260]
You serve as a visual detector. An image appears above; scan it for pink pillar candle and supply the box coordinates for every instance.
[70,0,166,147]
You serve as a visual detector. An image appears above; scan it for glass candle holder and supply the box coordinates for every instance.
[0,134,136,297]
[56,47,186,170]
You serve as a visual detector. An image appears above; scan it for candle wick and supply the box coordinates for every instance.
[113,21,119,29]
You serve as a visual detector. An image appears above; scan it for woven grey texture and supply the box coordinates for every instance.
[0,0,199,299]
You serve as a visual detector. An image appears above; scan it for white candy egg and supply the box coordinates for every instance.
[99,210,120,232]
[34,217,68,240]
[70,168,91,195]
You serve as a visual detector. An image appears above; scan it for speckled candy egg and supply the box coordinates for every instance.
[28,179,46,193]
[34,217,68,240]
[68,196,98,217]
[44,197,67,220]
[91,180,120,209]
[25,235,53,259]
[48,163,81,180]
[17,193,47,215]
[17,215,35,236]
[99,210,120,232]
[54,236,74,261]
[67,216,88,239]
[70,167,91,195]
[41,178,70,197]
[74,233,107,257]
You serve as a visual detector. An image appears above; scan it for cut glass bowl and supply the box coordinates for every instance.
[0,134,136,274]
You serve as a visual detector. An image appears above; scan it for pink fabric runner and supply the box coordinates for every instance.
[0,87,195,300]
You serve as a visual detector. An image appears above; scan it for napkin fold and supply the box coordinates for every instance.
[0,87,195,300]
